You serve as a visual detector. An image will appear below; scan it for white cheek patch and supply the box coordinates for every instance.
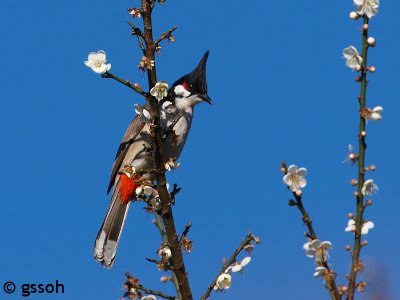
[174,84,191,97]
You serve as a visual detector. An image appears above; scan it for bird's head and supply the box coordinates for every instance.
[169,51,212,106]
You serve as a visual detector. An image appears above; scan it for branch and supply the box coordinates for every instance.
[347,16,370,300]
[154,26,178,46]
[127,21,146,55]
[281,162,340,300]
[132,284,176,300]
[125,272,176,300]
[200,233,257,300]
[140,1,193,299]
[102,71,147,97]
[179,222,192,243]
[153,214,182,299]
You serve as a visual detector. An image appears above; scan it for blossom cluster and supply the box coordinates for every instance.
[214,257,251,291]
[303,239,333,279]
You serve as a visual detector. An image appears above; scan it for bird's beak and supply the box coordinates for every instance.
[199,93,212,105]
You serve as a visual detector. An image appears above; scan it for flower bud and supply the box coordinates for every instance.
[350,179,358,186]
[345,245,351,251]
[369,165,376,171]
[355,64,362,71]
[367,37,376,47]
[368,66,376,73]
[295,190,302,197]
[360,131,367,137]
[348,213,354,219]
[366,199,372,206]
[134,83,142,91]
[160,276,171,283]
[354,191,359,197]
[362,24,369,31]
[349,11,360,20]
[361,240,369,246]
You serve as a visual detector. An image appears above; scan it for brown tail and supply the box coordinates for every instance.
[93,180,130,268]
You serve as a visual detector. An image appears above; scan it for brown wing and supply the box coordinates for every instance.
[106,115,146,193]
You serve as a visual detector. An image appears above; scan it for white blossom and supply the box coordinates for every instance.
[303,239,332,263]
[367,106,383,121]
[141,296,157,300]
[354,0,379,18]
[361,179,379,196]
[345,219,375,235]
[215,273,232,290]
[150,82,169,101]
[164,157,181,171]
[226,256,252,273]
[129,8,141,18]
[343,46,363,70]
[283,165,307,192]
[158,246,172,259]
[84,50,111,74]
[314,266,328,278]
[135,185,156,197]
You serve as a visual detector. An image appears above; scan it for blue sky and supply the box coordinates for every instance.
[0,0,399,299]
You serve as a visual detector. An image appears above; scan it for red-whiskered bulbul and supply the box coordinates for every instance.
[94,51,212,268]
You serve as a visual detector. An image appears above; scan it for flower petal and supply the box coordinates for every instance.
[240,256,251,267]
[287,165,298,174]
[297,167,307,177]
[297,177,307,189]
[320,241,332,250]
[231,264,243,272]
[283,174,292,186]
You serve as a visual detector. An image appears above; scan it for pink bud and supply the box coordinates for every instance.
[355,64,362,71]
[362,24,369,31]
[368,66,376,73]
[349,11,359,20]
[367,37,376,47]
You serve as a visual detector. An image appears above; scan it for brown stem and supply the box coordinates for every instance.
[102,71,147,97]
[295,194,340,300]
[125,272,176,300]
[141,1,192,299]
[347,16,370,300]
[282,162,340,299]
[200,233,256,300]
[155,25,178,46]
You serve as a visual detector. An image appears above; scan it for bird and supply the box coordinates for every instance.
[94,51,212,268]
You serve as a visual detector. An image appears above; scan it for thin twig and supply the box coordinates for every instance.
[132,284,175,300]
[179,223,192,243]
[200,233,256,300]
[281,162,340,300]
[127,21,146,55]
[125,272,175,300]
[102,71,147,97]
[154,26,178,46]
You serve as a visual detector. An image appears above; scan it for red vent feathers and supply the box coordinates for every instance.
[119,174,141,204]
